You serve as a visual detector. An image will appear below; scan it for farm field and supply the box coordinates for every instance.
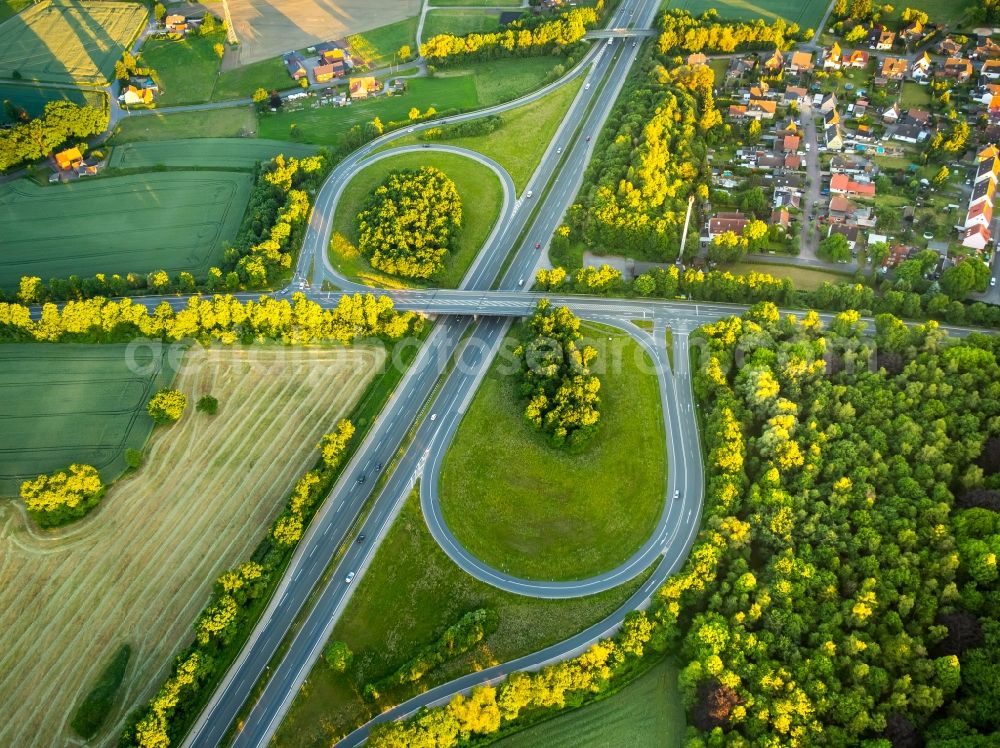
[111,106,257,142]
[109,138,318,170]
[202,0,420,66]
[0,0,31,24]
[0,171,252,289]
[440,322,666,581]
[138,31,226,107]
[494,659,685,748]
[0,344,174,495]
[346,16,419,70]
[0,0,147,85]
[274,489,651,747]
[432,0,521,5]
[0,82,106,123]
[0,344,385,747]
[389,73,581,191]
[661,0,828,28]
[422,9,503,39]
[329,150,503,288]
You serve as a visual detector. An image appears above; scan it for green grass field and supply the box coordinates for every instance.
[108,138,318,169]
[258,56,563,148]
[883,0,974,27]
[432,0,522,5]
[0,344,175,495]
[139,32,226,107]
[0,0,147,85]
[423,9,503,39]
[329,150,502,288]
[391,73,581,192]
[900,81,931,108]
[0,171,252,288]
[440,322,666,581]
[273,489,652,747]
[727,261,851,291]
[213,55,290,101]
[347,16,418,70]
[111,106,257,142]
[0,0,31,24]
[0,82,106,123]
[494,659,685,748]
[662,0,828,28]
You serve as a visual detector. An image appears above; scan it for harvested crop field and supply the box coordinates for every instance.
[0,82,106,123]
[201,0,420,66]
[0,171,252,289]
[109,138,318,170]
[0,344,385,747]
[0,0,147,85]
[0,344,175,496]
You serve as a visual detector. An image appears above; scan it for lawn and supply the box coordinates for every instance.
[494,659,685,748]
[900,81,931,108]
[727,262,851,291]
[392,73,583,192]
[108,138,318,170]
[329,150,502,288]
[0,171,252,288]
[111,106,257,142]
[139,31,226,107]
[347,16,418,69]
[883,0,974,27]
[440,322,666,581]
[467,55,566,108]
[661,0,828,28]
[0,0,31,24]
[423,9,503,39]
[0,344,174,494]
[0,0,147,85]
[0,82,106,123]
[0,344,383,747]
[213,55,290,101]
[273,489,652,748]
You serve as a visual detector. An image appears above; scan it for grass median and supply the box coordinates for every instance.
[439,321,667,581]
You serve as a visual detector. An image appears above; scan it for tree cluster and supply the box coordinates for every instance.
[657,9,792,55]
[0,100,108,172]
[147,389,187,425]
[20,463,105,528]
[122,421,354,747]
[356,167,462,279]
[973,0,1000,23]
[420,6,599,65]
[0,292,416,346]
[420,115,503,141]
[708,219,769,263]
[514,300,600,447]
[366,609,499,700]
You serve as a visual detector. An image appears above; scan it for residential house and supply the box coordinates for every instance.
[902,19,925,42]
[748,99,777,119]
[907,108,930,125]
[882,103,901,123]
[782,134,801,152]
[773,189,801,209]
[283,53,308,81]
[937,37,963,57]
[727,56,756,79]
[854,98,869,117]
[966,199,994,229]
[842,49,869,68]
[756,153,784,170]
[961,145,998,249]
[771,208,791,228]
[348,76,380,99]
[911,52,932,80]
[687,52,708,66]
[983,59,1000,80]
[164,14,187,33]
[313,63,336,83]
[826,122,844,151]
[828,223,860,250]
[941,58,974,82]
[749,82,772,99]
[53,147,83,171]
[820,92,838,114]
[892,123,928,143]
[828,195,858,222]
[784,153,803,169]
[769,174,804,190]
[867,25,895,51]
[974,37,1000,59]
[825,108,841,128]
[824,42,842,70]
[885,244,913,268]
[789,50,814,74]
[830,173,876,197]
[881,56,908,80]
[970,173,997,206]
[762,48,784,73]
[708,212,749,239]
[783,85,807,106]
[120,85,153,106]
[830,154,872,175]
[963,223,992,249]
[728,104,748,119]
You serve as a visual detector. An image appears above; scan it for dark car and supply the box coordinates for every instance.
[357,474,366,484]
[357,534,366,544]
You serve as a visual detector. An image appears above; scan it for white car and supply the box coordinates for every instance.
[430,413,437,421]
[557,147,562,154]
[526,190,533,198]
[672,489,680,500]
[518,278,524,287]
[992,277,997,287]
[345,571,356,584]
[585,82,591,90]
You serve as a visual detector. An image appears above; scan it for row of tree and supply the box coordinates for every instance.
[657,9,798,56]
[420,115,503,141]
[19,464,105,528]
[121,421,356,747]
[357,167,463,279]
[420,6,600,65]
[0,292,416,346]
[0,100,108,172]
[514,300,601,448]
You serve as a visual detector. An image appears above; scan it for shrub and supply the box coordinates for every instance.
[196,395,219,415]
[70,644,131,739]
[124,448,143,469]
[20,464,105,527]
[147,389,187,425]
[324,641,354,673]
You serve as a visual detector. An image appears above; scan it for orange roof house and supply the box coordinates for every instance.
[748,99,777,118]
[881,57,908,79]
[790,50,813,73]
[121,85,153,105]
[54,147,83,170]
[687,52,708,66]
[979,144,999,160]
[763,48,784,72]
[348,76,380,99]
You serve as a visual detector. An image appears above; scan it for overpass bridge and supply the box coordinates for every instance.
[586,27,659,38]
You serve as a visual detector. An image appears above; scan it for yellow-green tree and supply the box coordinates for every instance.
[20,464,105,527]
[147,389,188,425]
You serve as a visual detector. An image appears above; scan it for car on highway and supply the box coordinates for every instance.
[357,474,365,484]
[345,571,355,584]
[375,462,383,471]
[585,136,591,142]
[585,82,590,90]
[357,534,365,544]
[673,489,680,500]
[526,190,533,198]
[430,413,437,421]
[518,278,524,286]
[535,242,541,249]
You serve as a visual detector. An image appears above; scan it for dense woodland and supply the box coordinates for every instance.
[356,167,462,279]
[0,100,107,172]
[515,300,601,447]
